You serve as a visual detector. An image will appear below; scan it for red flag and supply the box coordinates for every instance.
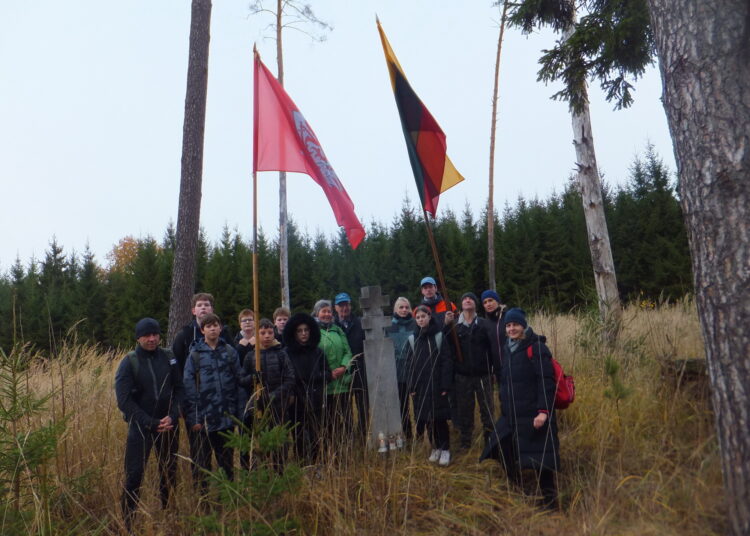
[253,53,365,249]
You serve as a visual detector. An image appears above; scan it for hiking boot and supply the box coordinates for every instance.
[438,450,451,466]
[428,449,441,463]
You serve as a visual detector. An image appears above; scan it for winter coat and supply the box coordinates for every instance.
[498,327,560,471]
[115,346,183,431]
[172,320,233,374]
[484,309,506,377]
[406,318,453,421]
[284,313,333,410]
[335,314,366,386]
[318,322,353,395]
[385,314,416,383]
[183,339,243,432]
[239,340,296,416]
[454,314,494,377]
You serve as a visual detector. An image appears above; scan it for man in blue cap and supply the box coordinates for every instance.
[334,291,369,439]
[419,276,457,331]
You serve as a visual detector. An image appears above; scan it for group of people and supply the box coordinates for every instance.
[114,277,562,530]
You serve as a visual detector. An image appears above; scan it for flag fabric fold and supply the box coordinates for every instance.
[253,53,365,249]
[376,19,465,217]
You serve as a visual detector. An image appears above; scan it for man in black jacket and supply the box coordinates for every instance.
[334,292,369,439]
[115,317,183,533]
[453,293,495,450]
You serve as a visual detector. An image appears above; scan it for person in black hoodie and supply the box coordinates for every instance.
[497,308,560,510]
[453,292,495,450]
[406,305,454,467]
[115,318,183,533]
[283,313,333,463]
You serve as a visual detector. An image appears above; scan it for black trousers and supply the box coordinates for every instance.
[291,396,324,464]
[453,373,495,447]
[420,418,449,450]
[351,361,369,438]
[189,426,234,495]
[121,424,177,530]
[397,382,413,439]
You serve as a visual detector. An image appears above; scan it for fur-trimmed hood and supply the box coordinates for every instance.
[283,313,321,351]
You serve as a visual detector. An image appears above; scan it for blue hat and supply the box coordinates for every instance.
[420,276,437,287]
[504,308,527,328]
[135,317,161,339]
[481,290,501,303]
[334,292,351,305]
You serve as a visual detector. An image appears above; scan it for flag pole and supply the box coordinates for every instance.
[421,207,463,362]
[252,46,262,402]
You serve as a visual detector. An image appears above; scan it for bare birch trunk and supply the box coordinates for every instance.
[647,2,750,533]
[277,0,290,310]
[167,0,212,342]
[565,23,622,342]
[487,1,509,291]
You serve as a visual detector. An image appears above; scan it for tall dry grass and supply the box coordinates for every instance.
[6,299,725,535]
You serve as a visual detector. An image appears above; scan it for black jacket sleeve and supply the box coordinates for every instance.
[114,354,159,431]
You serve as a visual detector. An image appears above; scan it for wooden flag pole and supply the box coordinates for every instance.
[421,208,464,362]
[252,170,262,401]
[252,45,263,403]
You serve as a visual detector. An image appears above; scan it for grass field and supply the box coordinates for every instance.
[2,299,726,535]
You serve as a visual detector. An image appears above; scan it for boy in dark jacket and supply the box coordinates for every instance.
[239,319,296,425]
[115,318,183,533]
[183,313,242,492]
[453,292,495,450]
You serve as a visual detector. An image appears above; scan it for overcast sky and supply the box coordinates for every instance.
[0,1,675,271]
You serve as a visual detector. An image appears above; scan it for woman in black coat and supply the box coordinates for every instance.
[406,305,453,466]
[498,308,560,509]
[283,313,332,464]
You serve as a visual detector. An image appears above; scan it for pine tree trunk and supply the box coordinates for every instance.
[566,23,622,342]
[167,0,212,342]
[647,2,750,534]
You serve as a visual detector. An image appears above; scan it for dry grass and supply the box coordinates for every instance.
[5,299,726,535]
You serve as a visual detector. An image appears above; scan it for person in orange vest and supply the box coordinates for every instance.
[419,276,457,332]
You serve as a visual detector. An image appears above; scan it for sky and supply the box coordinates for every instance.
[0,1,675,271]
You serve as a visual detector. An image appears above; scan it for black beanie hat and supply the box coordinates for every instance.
[135,317,161,339]
[460,292,479,309]
[504,308,528,328]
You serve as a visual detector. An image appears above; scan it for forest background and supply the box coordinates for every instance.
[0,145,691,354]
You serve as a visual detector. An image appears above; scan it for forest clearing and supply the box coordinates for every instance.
[2,301,725,535]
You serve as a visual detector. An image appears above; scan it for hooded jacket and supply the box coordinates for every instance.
[498,327,560,471]
[172,320,233,375]
[183,338,242,432]
[239,339,295,411]
[318,321,353,395]
[406,317,453,421]
[385,313,416,383]
[284,313,332,404]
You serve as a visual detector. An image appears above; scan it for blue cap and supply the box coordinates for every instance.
[481,290,501,303]
[334,292,351,305]
[420,276,437,287]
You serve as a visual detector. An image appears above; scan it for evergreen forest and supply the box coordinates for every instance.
[0,147,692,354]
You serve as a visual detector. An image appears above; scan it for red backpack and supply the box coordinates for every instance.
[527,346,575,410]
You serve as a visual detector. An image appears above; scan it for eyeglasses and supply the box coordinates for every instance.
[240,318,254,324]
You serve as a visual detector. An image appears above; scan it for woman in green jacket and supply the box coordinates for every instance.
[313,299,353,451]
